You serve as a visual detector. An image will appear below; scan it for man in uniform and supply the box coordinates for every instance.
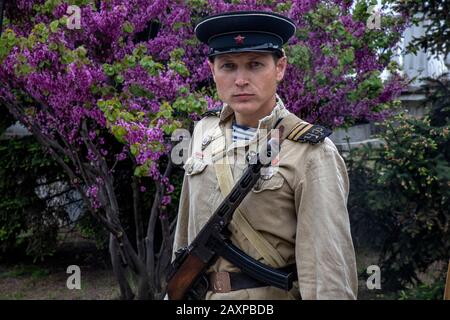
[171,11,358,300]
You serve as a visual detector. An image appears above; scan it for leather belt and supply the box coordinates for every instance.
[208,271,268,293]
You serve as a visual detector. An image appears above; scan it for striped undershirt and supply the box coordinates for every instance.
[232,122,257,142]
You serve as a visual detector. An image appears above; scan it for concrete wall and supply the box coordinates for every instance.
[330,85,429,151]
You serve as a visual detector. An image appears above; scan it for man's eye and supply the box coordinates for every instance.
[221,63,235,69]
[250,61,263,68]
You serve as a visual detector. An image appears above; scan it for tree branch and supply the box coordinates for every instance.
[131,174,146,260]
[145,157,173,292]
[3,97,120,236]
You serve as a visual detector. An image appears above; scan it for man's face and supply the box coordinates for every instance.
[208,52,287,123]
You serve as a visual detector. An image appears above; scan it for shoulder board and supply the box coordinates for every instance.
[286,122,332,145]
[201,108,221,118]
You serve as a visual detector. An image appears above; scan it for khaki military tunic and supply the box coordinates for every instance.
[172,98,358,300]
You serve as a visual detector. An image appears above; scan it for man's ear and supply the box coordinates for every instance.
[275,56,287,82]
[207,59,216,81]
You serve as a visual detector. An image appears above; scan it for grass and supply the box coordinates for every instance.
[0,236,445,300]
[0,264,49,279]
[0,236,120,300]
[0,265,120,300]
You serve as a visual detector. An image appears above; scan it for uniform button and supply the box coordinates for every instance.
[202,135,211,146]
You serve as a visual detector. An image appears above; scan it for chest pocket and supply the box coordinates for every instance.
[252,174,284,193]
[184,156,221,217]
[184,156,208,176]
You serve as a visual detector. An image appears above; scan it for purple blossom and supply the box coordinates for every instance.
[0,0,407,213]
[161,195,171,206]
[166,184,175,194]
[86,184,100,209]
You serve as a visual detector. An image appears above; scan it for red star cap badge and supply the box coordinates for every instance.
[234,35,245,45]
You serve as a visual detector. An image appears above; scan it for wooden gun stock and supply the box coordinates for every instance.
[167,253,207,300]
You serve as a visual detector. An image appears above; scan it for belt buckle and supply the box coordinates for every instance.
[210,272,231,293]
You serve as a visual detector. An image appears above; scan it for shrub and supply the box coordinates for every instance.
[346,77,450,290]
[0,133,68,261]
[397,276,446,300]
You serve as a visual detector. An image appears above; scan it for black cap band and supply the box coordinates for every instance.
[195,11,296,58]
[208,32,283,57]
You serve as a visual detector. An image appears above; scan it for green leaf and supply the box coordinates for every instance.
[321,45,333,56]
[50,20,59,33]
[102,64,115,76]
[316,72,327,86]
[111,125,127,143]
[129,85,154,99]
[75,46,87,59]
[124,55,136,67]
[173,22,185,31]
[115,75,124,84]
[48,42,58,51]
[97,100,107,110]
[178,87,189,95]
[342,48,355,65]
[122,21,135,34]
[287,45,311,70]
[170,48,185,60]
[169,61,189,77]
[132,44,148,57]
[106,112,115,122]
[130,144,139,156]
[139,56,163,75]
[163,123,179,135]
[61,53,74,64]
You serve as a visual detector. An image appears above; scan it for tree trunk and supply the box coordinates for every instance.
[109,234,134,300]
[136,271,151,300]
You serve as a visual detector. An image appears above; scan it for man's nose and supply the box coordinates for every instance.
[234,69,249,87]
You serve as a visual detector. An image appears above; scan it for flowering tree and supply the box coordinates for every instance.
[0,0,406,299]
[387,0,449,59]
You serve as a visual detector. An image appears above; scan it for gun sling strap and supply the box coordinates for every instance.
[211,126,286,269]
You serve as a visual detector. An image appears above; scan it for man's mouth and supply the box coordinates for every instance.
[233,94,254,97]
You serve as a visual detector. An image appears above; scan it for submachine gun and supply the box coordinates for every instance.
[166,127,297,300]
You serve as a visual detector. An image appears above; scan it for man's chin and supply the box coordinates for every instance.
[228,102,259,114]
